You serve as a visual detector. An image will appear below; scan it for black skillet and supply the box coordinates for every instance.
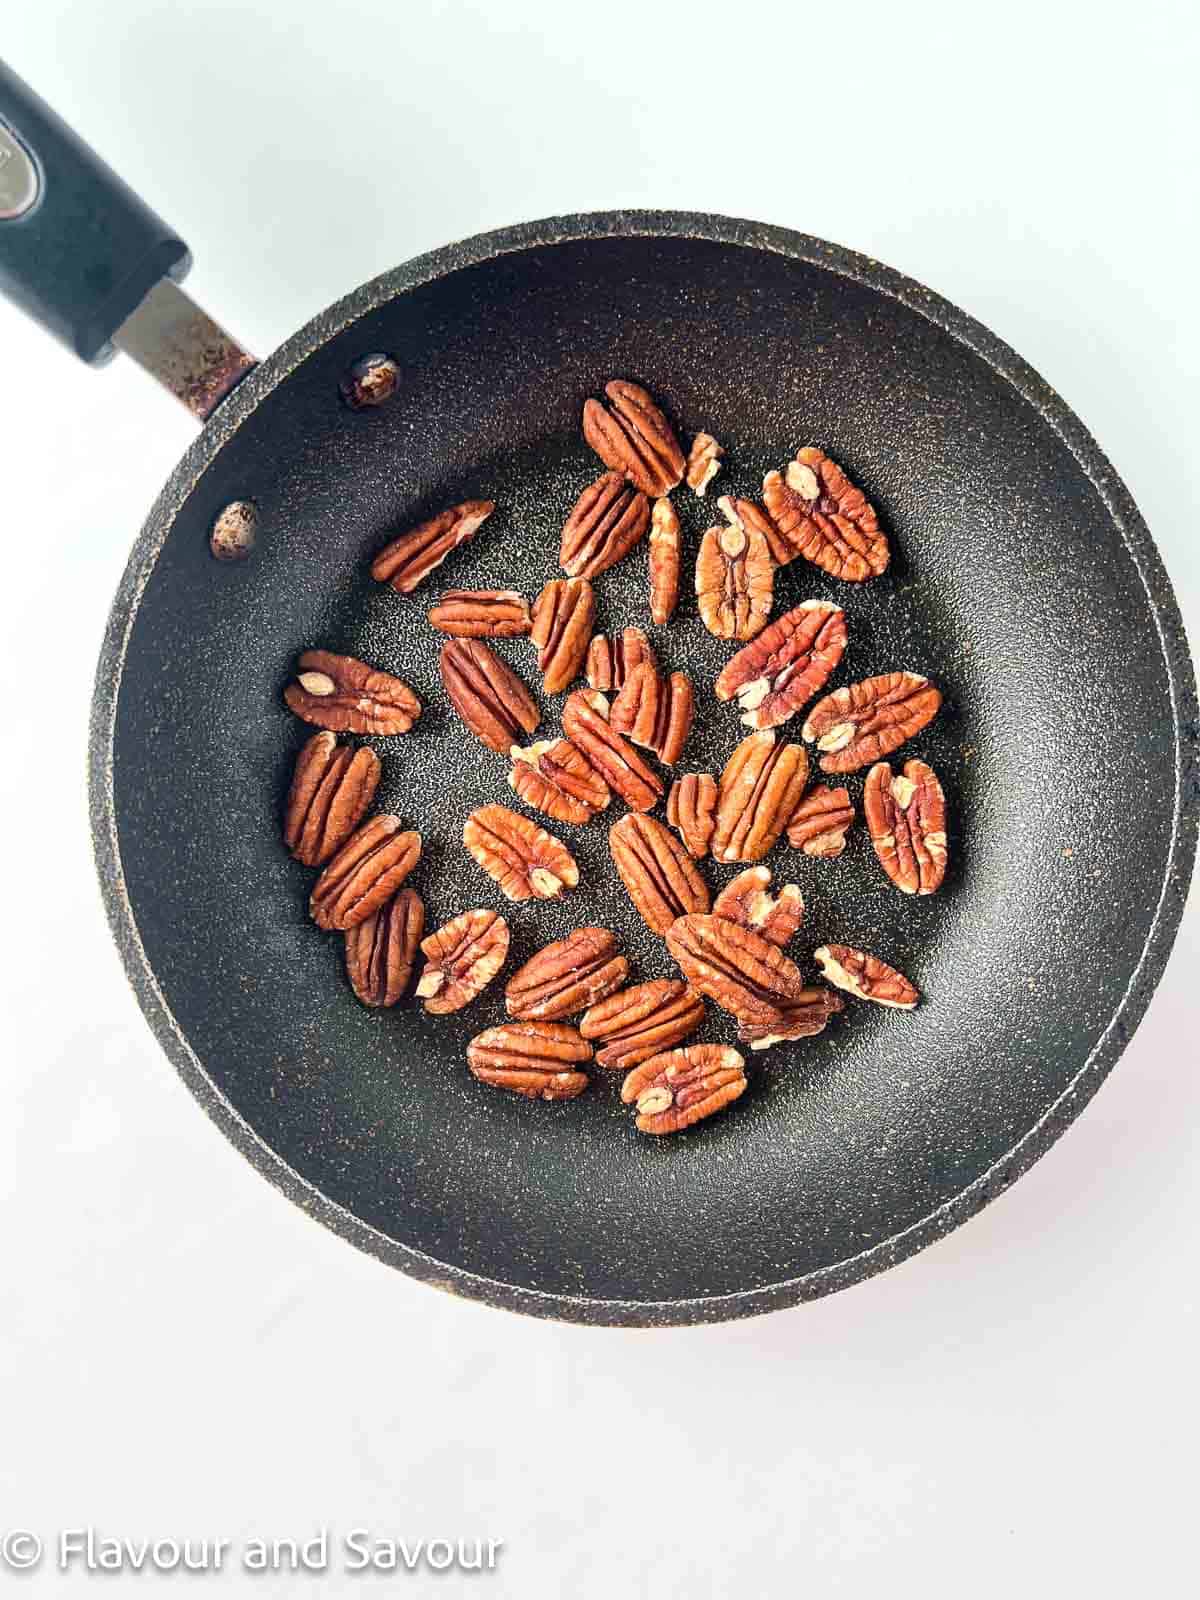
[3,63,1195,1325]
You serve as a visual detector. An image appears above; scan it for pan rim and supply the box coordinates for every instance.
[88,209,1199,1326]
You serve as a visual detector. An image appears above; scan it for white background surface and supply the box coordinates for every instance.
[2,2,1197,1593]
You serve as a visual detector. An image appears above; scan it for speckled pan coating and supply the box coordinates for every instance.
[88,212,1198,1327]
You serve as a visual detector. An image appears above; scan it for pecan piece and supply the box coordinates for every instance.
[562,690,663,812]
[559,471,651,579]
[467,1020,591,1101]
[685,432,724,496]
[439,639,539,754]
[427,589,531,638]
[713,730,809,863]
[582,379,685,496]
[530,577,595,694]
[609,813,710,934]
[508,737,611,825]
[737,988,844,1051]
[621,1045,747,1136]
[344,887,424,1007]
[802,672,942,774]
[580,979,706,1069]
[284,649,421,735]
[814,944,919,1010]
[283,732,381,867]
[463,804,578,901]
[505,927,628,1021]
[762,449,888,581]
[665,914,806,1025]
[649,497,682,624]
[417,908,510,1014]
[787,785,855,858]
[586,626,656,692]
[864,759,947,895]
[712,866,804,949]
[695,497,774,641]
[666,772,718,860]
[714,601,847,730]
[309,815,421,930]
[610,662,695,766]
[370,500,495,594]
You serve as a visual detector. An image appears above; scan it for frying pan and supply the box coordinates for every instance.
[3,63,1195,1326]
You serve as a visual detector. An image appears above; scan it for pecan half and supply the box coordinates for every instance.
[864,759,947,895]
[761,449,889,581]
[580,979,706,1069]
[370,500,495,594]
[427,589,531,638]
[467,1020,591,1101]
[344,887,424,1007]
[649,497,682,624]
[666,772,718,859]
[586,626,656,692]
[802,672,942,774]
[284,650,421,735]
[737,988,844,1051]
[814,944,919,1010]
[582,379,685,496]
[417,908,510,1014]
[505,927,628,1021]
[787,785,855,858]
[695,497,774,641]
[712,730,809,863]
[439,638,539,754]
[310,815,421,930]
[621,1045,747,1136]
[562,690,663,812]
[531,577,595,694]
[283,732,381,867]
[665,914,806,1025]
[559,471,651,579]
[609,813,710,934]
[714,601,847,730]
[685,432,724,496]
[508,737,611,825]
[712,866,804,948]
[610,662,695,766]
[463,804,579,902]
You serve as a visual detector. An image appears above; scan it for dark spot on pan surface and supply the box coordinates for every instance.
[92,217,1197,1324]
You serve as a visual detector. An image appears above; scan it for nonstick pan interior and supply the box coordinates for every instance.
[93,217,1196,1324]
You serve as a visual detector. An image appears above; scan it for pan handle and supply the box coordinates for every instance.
[0,59,255,420]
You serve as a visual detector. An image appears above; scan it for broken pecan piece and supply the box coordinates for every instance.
[609,813,710,934]
[283,732,381,867]
[370,500,495,594]
[814,944,919,1010]
[439,638,539,754]
[562,690,663,812]
[714,601,847,730]
[666,914,806,1025]
[621,1044,747,1136]
[284,650,421,735]
[467,1020,591,1101]
[864,759,947,895]
[713,730,809,863]
[344,887,424,1007]
[712,866,804,949]
[508,737,610,825]
[586,626,656,692]
[579,979,706,1069]
[786,785,855,858]
[559,471,651,579]
[505,927,628,1021]
[802,672,942,774]
[463,804,579,902]
[427,589,531,638]
[530,577,595,694]
[761,449,889,580]
[695,497,774,641]
[737,988,844,1051]
[417,908,510,1014]
[582,379,685,496]
[309,815,421,930]
[666,772,718,860]
[685,432,724,496]
[610,662,695,766]
[649,497,682,624]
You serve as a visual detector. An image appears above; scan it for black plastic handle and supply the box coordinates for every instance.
[0,58,190,363]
